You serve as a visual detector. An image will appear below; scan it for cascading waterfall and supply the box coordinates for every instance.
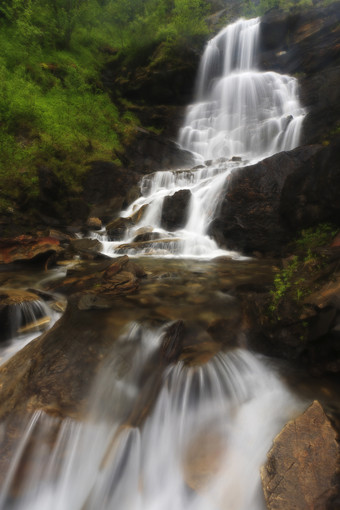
[178,17,305,161]
[0,323,302,510]
[97,17,305,259]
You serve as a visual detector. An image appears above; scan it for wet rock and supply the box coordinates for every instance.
[49,255,144,297]
[209,143,340,255]
[106,206,148,241]
[116,238,181,255]
[69,238,103,260]
[161,189,192,231]
[0,296,126,420]
[133,232,162,243]
[0,236,63,264]
[106,217,134,241]
[86,217,102,230]
[261,400,340,510]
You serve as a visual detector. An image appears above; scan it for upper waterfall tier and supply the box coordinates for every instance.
[178,18,305,162]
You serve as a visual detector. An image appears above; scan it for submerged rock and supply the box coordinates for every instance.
[261,400,340,510]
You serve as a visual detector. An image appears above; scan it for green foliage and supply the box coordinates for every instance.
[0,0,210,214]
[268,224,340,318]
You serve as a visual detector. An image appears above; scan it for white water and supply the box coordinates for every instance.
[0,323,303,510]
[0,298,60,366]
[96,17,305,259]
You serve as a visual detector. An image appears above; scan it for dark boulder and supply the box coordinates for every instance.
[123,128,195,173]
[280,137,340,231]
[161,189,192,231]
[106,217,134,241]
[209,144,325,255]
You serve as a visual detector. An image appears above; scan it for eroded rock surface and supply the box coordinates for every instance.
[261,400,340,510]
[0,236,63,264]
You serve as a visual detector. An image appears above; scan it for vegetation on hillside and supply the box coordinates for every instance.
[0,0,209,216]
[0,0,338,219]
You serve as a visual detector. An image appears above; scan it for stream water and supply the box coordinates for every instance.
[0,16,313,510]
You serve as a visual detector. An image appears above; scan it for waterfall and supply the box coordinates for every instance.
[178,18,305,161]
[0,323,302,510]
[96,17,305,259]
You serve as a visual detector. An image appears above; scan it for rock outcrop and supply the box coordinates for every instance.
[0,235,63,264]
[161,189,192,231]
[262,400,340,510]
[209,141,340,255]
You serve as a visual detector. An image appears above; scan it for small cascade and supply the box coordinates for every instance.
[0,323,303,510]
[0,290,63,365]
[95,17,305,259]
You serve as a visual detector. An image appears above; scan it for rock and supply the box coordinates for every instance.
[132,232,161,243]
[210,139,340,255]
[86,217,102,230]
[0,295,124,420]
[261,400,340,510]
[209,144,324,255]
[279,138,340,232]
[0,236,63,264]
[83,161,141,223]
[161,189,192,231]
[69,238,103,259]
[116,238,181,255]
[121,128,195,172]
[106,217,134,241]
[48,255,144,297]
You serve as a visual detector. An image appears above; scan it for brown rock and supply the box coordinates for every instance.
[86,217,102,230]
[261,400,340,510]
[0,236,62,264]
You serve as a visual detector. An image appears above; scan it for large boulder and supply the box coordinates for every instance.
[262,400,340,510]
[209,144,333,255]
[161,189,192,231]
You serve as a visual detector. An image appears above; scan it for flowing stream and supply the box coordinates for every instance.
[0,17,310,510]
